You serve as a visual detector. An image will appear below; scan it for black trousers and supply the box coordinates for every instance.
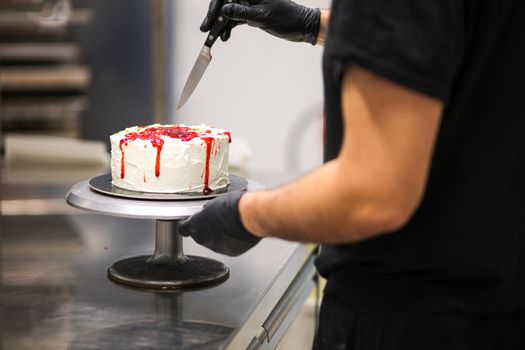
[312,293,525,350]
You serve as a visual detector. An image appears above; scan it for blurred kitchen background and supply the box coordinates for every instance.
[1,0,328,184]
[1,0,329,349]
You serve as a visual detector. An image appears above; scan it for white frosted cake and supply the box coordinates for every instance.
[110,124,231,194]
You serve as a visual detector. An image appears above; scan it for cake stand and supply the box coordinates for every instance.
[66,174,262,290]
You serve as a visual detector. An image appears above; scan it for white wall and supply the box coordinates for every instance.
[171,1,331,175]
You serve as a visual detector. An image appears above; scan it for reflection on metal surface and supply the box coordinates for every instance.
[68,320,234,350]
[68,293,234,350]
[1,215,83,286]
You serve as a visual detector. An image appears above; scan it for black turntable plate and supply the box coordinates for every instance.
[89,174,247,201]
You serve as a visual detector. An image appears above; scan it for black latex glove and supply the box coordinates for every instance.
[201,0,321,45]
[178,191,261,257]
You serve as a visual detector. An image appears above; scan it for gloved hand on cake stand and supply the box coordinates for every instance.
[179,192,261,256]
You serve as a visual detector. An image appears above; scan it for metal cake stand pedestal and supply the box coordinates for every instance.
[66,175,262,290]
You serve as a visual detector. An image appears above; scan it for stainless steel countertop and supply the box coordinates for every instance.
[1,168,316,349]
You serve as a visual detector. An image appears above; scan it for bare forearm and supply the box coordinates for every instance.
[239,159,403,244]
[316,9,330,46]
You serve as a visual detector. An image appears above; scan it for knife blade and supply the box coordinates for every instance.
[177,46,212,111]
[177,1,237,110]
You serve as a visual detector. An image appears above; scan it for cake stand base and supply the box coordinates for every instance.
[107,220,229,290]
[108,255,229,290]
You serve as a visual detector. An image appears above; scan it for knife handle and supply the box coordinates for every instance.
[204,0,238,48]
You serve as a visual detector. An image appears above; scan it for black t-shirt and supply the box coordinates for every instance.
[317,0,525,313]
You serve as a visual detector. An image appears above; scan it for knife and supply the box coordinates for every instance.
[177,0,238,110]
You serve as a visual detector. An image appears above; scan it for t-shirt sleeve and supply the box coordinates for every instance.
[325,0,465,101]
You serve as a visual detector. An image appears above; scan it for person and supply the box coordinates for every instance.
[179,0,525,348]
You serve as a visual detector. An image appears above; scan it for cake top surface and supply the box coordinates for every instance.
[112,124,231,145]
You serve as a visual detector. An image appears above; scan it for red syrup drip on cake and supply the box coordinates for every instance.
[119,140,127,178]
[201,137,214,195]
[150,138,164,177]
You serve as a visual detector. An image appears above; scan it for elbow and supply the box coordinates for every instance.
[331,159,426,242]
[373,201,414,233]
[349,188,421,241]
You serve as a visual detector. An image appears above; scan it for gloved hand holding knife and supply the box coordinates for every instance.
[179,0,321,256]
[201,0,321,44]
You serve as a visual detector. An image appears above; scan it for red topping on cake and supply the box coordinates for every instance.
[118,125,229,194]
